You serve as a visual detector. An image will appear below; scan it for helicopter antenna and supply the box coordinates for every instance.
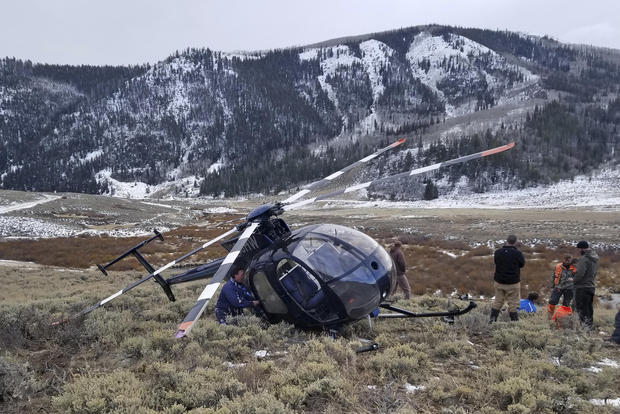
[283,138,406,203]
[175,221,260,338]
[284,142,515,210]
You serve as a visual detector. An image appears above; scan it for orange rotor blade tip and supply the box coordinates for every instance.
[175,321,193,338]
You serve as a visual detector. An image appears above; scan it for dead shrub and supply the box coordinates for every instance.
[433,340,473,359]
[0,357,42,404]
[217,392,288,414]
[493,323,555,351]
[365,343,429,382]
[169,368,246,410]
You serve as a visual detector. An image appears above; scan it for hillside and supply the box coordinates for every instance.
[1,25,619,198]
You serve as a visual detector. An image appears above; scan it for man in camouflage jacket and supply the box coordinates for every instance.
[548,254,576,316]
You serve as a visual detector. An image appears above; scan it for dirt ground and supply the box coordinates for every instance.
[1,188,619,245]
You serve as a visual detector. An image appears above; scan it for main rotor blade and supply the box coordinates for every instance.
[175,222,260,338]
[54,227,238,324]
[285,142,515,210]
[282,138,406,203]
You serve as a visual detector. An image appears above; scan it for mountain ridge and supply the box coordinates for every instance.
[0,25,618,198]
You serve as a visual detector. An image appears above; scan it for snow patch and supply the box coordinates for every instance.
[83,149,103,163]
[255,350,268,359]
[299,49,320,61]
[203,207,238,214]
[96,169,202,199]
[589,398,620,407]
[404,383,426,394]
[208,161,225,174]
[0,195,60,214]
[0,214,171,239]
[222,361,246,368]
[359,39,394,102]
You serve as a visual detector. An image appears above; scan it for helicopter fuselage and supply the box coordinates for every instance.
[248,223,396,329]
[167,219,397,329]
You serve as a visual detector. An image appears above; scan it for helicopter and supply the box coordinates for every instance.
[63,138,515,340]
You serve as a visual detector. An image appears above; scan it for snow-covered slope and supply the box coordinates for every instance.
[321,167,620,210]
[1,26,617,199]
[406,31,537,116]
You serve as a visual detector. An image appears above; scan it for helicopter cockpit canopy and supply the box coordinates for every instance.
[281,224,395,322]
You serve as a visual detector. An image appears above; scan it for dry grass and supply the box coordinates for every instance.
[0,220,618,412]
[0,217,241,271]
[0,258,619,414]
[2,224,617,298]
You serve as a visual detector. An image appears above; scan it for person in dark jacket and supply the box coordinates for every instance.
[390,241,411,299]
[573,241,599,329]
[215,266,260,324]
[548,254,576,317]
[490,235,525,323]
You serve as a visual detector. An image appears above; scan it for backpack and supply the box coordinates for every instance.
[552,305,574,329]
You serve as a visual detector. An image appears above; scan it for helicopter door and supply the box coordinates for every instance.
[277,259,325,310]
[252,271,288,314]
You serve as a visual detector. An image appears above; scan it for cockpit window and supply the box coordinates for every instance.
[253,270,288,314]
[292,236,362,281]
[278,259,325,310]
[312,224,379,256]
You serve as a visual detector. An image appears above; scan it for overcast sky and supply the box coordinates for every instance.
[1,0,619,66]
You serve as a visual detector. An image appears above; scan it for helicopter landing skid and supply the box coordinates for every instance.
[378,300,478,319]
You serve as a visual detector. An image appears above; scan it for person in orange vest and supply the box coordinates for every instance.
[548,254,576,317]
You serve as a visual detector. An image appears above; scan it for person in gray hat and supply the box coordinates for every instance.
[574,241,599,329]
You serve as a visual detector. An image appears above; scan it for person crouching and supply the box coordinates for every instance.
[215,266,260,324]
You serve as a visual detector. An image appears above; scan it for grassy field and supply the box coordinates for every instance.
[1,227,619,413]
[1,220,618,299]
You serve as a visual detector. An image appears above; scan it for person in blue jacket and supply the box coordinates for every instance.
[215,266,259,324]
[519,292,539,313]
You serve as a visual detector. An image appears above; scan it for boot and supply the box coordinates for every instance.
[509,312,519,321]
[547,304,556,320]
[489,308,500,324]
